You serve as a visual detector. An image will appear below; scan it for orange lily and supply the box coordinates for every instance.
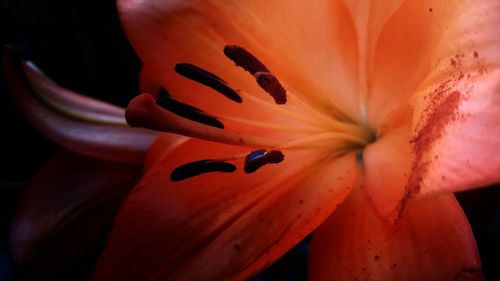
[4,0,500,280]
[91,0,500,280]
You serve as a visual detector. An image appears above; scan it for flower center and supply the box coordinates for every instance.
[126,45,376,181]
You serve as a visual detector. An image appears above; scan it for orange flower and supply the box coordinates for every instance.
[5,0,500,280]
[91,0,500,280]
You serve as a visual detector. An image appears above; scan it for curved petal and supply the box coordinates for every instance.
[367,0,462,125]
[412,69,500,196]
[3,47,160,164]
[368,0,500,127]
[118,0,361,122]
[359,70,500,224]
[308,188,482,281]
[23,61,126,125]
[94,136,358,281]
[341,0,404,55]
[10,151,142,279]
[363,119,413,225]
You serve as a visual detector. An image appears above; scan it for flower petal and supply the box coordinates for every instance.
[363,120,413,225]
[368,0,500,127]
[412,69,500,196]
[118,0,361,121]
[363,70,500,224]
[94,136,358,281]
[23,61,126,125]
[341,0,404,47]
[341,0,404,116]
[10,151,142,279]
[3,47,160,164]
[366,0,460,125]
[308,188,482,281]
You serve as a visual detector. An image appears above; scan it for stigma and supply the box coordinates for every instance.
[126,45,375,181]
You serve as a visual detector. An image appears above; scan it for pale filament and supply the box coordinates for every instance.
[278,132,368,150]
[238,89,330,129]
[285,88,365,135]
[208,131,367,164]
[284,86,350,126]
[212,113,324,135]
[238,89,365,138]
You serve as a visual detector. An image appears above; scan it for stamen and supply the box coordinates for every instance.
[213,114,322,134]
[171,160,236,181]
[237,89,363,139]
[238,90,329,130]
[255,72,287,104]
[175,63,242,103]
[278,132,366,150]
[223,45,288,105]
[223,45,269,75]
[126,93,282,148]
[156,89,224,128]
[244,150,285,173]
[284,88,347,125]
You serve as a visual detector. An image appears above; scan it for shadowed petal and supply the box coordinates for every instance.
[308,188,482,281]
[23,61,126,125]
[94,136,358,281]
[10,151,142,280]
[3,47,161,164]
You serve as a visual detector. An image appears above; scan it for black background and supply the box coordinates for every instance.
[0,0,499,280]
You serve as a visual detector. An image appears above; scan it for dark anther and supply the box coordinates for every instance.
[224,45,270,75]
[156,88,224,128]
[175,63,243,103]
[255,72,287,104]
[170,160,237,181]
[224,45,287,104]
[244,150,285,173]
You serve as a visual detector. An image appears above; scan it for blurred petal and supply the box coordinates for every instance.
[23,61,126,125]
[94,136,358,281]
[3,47,160,164]
[308,188,482,281]
[0,254,14,281]
[10,151,142,280]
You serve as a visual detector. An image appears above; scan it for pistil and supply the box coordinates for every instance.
[125,93,281,148]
